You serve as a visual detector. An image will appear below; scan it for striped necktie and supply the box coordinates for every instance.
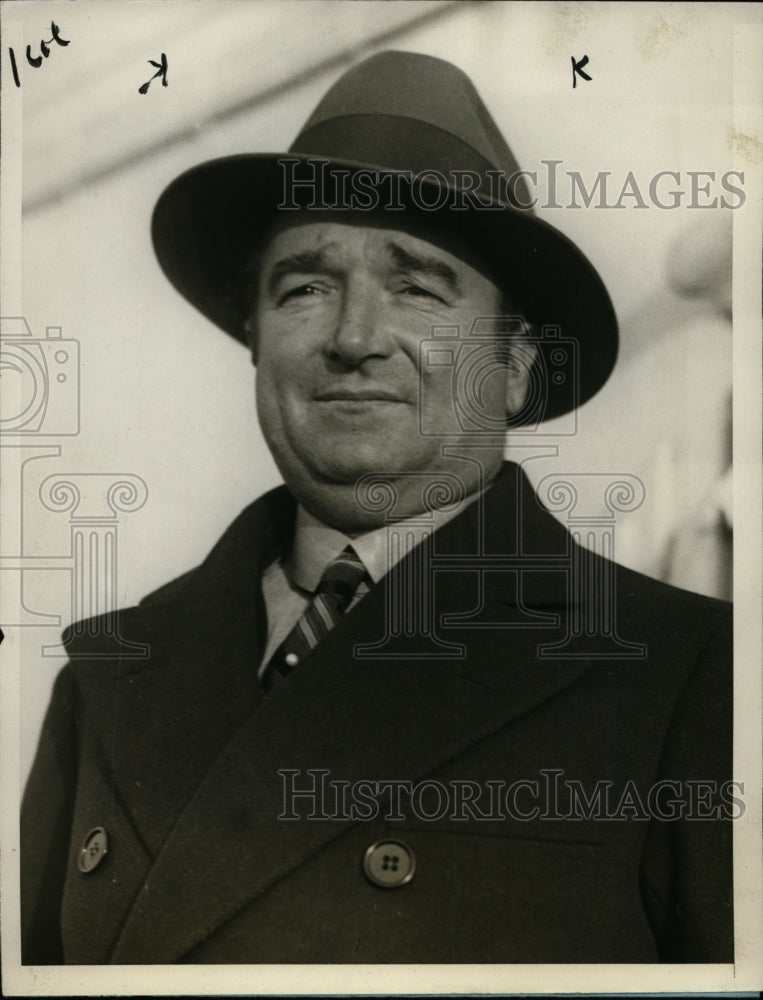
[264,546,369,686]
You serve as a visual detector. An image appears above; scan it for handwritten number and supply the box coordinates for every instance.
[8,47,21,87]
[9,22,70,88]
[26,45,42,69]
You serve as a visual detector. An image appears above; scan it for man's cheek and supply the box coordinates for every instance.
[419,368,461,436]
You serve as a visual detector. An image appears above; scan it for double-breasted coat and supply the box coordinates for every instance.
[21,463,733,964]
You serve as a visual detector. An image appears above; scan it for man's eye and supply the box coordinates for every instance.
[278,283,323,304]
[401,284,444,303]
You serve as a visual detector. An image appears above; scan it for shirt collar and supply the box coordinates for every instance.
[288,488,484,593]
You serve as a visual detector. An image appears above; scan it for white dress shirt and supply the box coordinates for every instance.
[258,492,482,673]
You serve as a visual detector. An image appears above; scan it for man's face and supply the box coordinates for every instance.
[248,213,531,524]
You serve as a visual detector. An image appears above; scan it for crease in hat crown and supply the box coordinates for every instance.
[151,48,619,421]
[296,51,520,179]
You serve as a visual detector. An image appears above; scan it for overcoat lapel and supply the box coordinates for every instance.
[109,463,589,963]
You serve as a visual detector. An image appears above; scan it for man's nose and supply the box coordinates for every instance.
[326,280,393,366]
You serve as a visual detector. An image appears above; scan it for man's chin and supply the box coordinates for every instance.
[308,448,409,485]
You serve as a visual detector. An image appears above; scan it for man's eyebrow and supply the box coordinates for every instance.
[266,248,338,297]
[264,240,463,297]
[387,241,462,296]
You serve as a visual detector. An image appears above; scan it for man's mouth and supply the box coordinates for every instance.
[313,388,409,403]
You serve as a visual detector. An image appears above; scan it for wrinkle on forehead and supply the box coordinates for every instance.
[264,231,465,302]
[259,209,503,288]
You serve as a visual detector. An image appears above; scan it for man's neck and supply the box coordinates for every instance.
[290,482,487,590]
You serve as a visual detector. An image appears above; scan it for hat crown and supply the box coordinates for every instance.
[292,50,523,183]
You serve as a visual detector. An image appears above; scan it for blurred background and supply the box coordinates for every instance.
[3,1,753,777]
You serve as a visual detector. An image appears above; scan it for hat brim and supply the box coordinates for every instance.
[151,153,618,423]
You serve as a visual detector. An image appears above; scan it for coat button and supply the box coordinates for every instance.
[78,827,108,873]
[363,839,415,888]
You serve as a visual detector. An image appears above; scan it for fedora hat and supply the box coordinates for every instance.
[152,50,618,421]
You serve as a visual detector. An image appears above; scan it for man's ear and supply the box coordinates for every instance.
[505,339,537,417]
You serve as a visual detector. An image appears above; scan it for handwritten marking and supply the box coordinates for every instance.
[571,54,592,89]
[7,21,69,89]
[139,53,168,95]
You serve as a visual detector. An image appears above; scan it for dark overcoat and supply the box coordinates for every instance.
[21,463,733,964]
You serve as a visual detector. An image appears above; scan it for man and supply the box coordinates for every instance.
[21,51,732,965]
